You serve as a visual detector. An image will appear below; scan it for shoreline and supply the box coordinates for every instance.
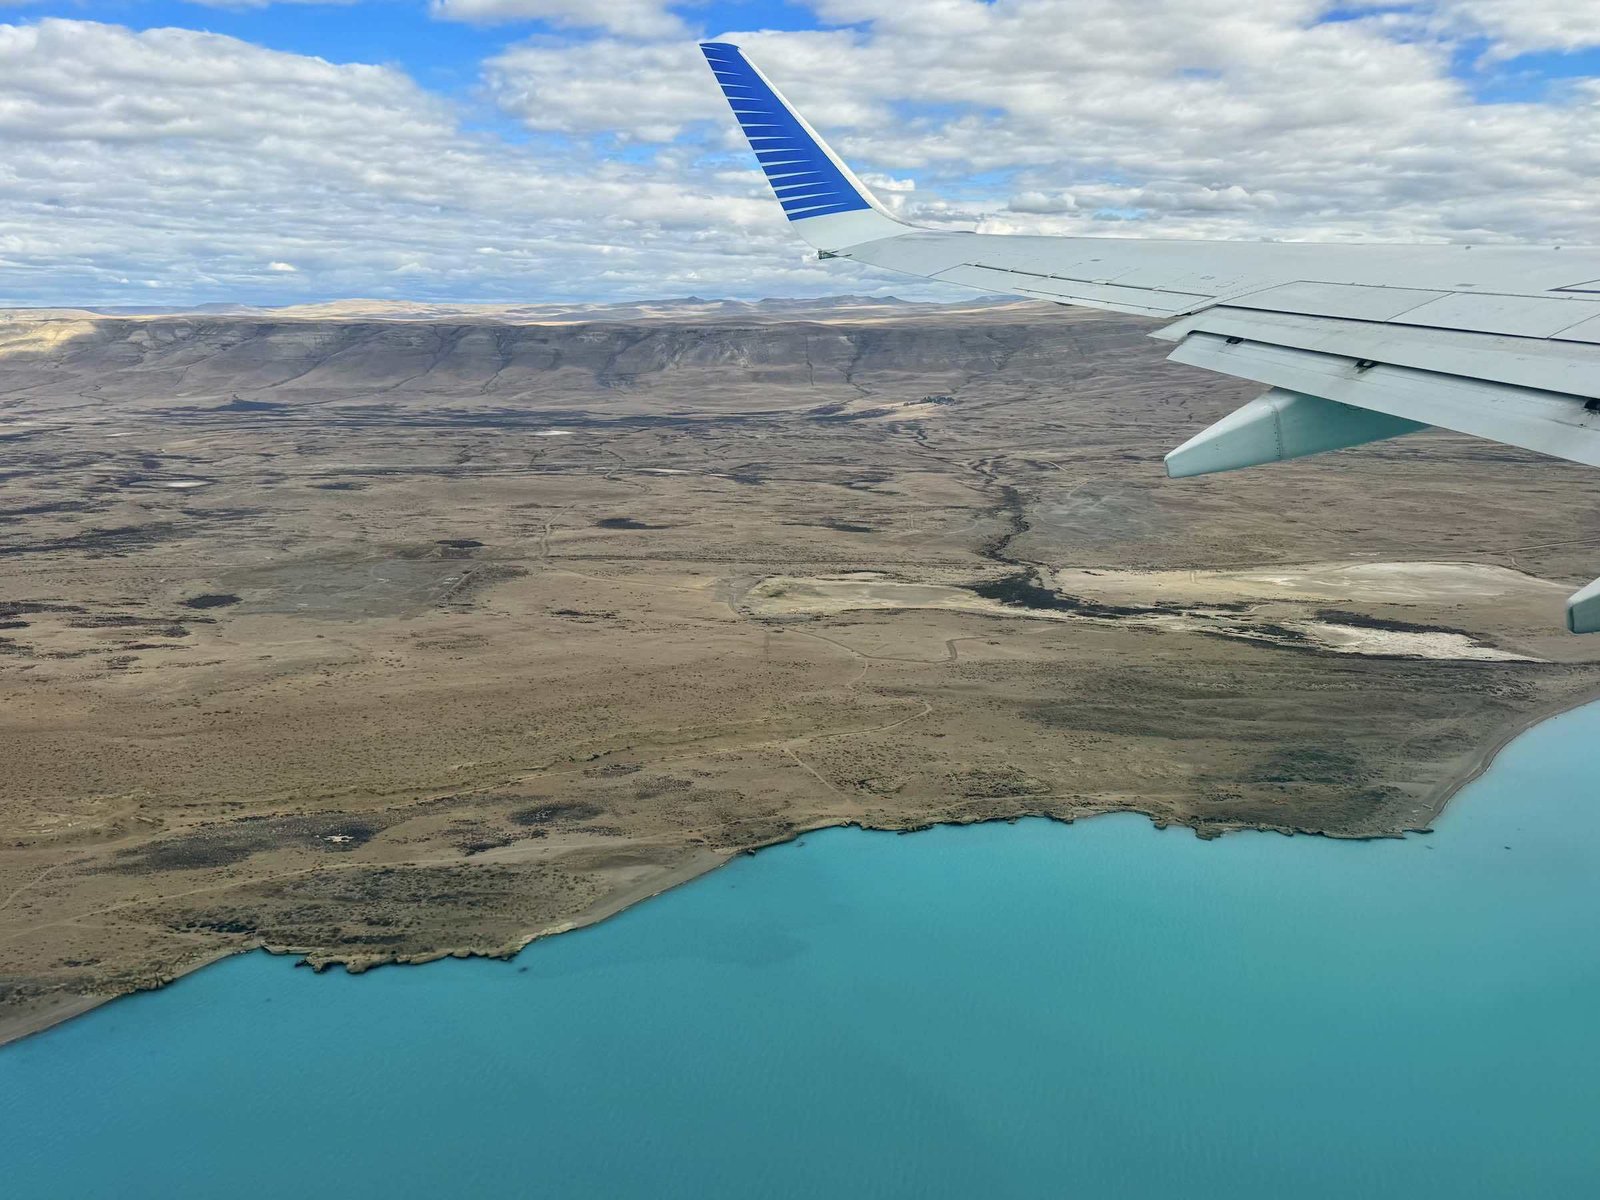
[0,849,733,1050]
[1410,682,1600,830]
[6,688,1597,1051]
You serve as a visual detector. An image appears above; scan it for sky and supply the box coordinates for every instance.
[1,1,1599,306]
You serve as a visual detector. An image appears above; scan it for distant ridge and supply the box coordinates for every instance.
[0,295,1031,326]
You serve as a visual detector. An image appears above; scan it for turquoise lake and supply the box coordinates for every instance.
[3,704,1600,1198]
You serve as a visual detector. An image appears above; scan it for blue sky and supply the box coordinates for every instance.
[25,2,1596,106]
[1,1,1598,306]
[5,2,810,78]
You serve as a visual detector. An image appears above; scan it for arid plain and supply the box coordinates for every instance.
[4,298,1600,1041]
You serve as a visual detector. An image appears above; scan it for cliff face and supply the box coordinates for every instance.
[0,304,1155,414]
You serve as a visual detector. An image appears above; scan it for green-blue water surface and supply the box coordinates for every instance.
[4,704,1600,1197]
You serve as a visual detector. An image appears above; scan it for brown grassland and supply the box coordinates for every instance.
[3,299,1599,1042]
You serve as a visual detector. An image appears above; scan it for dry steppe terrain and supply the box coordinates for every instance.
[4,298,1600,1040]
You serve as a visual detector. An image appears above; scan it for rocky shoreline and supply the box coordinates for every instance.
[7,679,1597,1051]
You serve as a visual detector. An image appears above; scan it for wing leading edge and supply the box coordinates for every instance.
[700,42,1600,633]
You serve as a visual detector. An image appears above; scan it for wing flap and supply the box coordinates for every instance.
[1167,332,1600,468]
[1155,307,1600,403]
[1218,281,1451,322]
[1390,291,1600,339]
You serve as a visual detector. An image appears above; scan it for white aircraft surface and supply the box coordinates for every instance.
[701,42,1600,633]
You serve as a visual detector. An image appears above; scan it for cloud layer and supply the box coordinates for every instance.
[0,18,845,304]
[1,5,1599,305]
[430,0,686,39]
[488,1,1600,244]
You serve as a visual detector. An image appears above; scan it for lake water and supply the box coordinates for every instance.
[4,705,1600,1198]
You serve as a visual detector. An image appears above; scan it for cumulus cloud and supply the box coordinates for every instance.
[1425,1,1600,58]
[4,5,1600,309]
[0,18,873,305]
[482,1,1600,247]
[484,38,721,141]
[430,0,685,39]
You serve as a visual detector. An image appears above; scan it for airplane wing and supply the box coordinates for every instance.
[701,42,1600,633]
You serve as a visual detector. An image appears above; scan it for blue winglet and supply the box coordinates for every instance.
[701,42,872,222]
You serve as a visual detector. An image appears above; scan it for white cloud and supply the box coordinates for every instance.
[1421,1,1600,58]
[430,0,685,39]
[485,38,719,140]
[0,19,852,306]
[4,6,1600,310]
[482,1,1600,247]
